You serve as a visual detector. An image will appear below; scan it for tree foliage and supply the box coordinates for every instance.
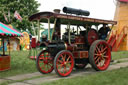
[0,0,40,34]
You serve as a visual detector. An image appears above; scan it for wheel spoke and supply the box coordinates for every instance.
[101,56,105,60]
[99,62,102,67]
[58,60,63,64]
[96,46,101,53]
[40,63,46,69]
[100,44,104,51]
[95,48,99,54]
[99,44,102,51]
[103,56,108,58]
[66,56,71,62]
[102,51,106,55]
[39,60,44,63]
[46,64,49,71]
[57,63,63,69]
[95,57,100,64]
[100,60,105,67]
[48,63,52,67]
[102,46,107,53]
[64,66,68,73]
[67,60,72,64]
[94,55,99,60]
[94,54,101,56]
[63,67,65,73]
[66,63,71,68]
[62,54,66,62]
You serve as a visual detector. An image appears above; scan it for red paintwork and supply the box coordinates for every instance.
[87,29,99,45]
[66,44,76,51]
[0,55,10,71]
[73,51,88,58]
[119,0,128,2]
[30,56,36,60]
[75,36,85,44]
[56,51,74,76]
[73,51,79,58]
[79,51,88,58]
[37,50,53,73]
[107,26,128,51]
[94,41,111,70]
[31,38,36,48]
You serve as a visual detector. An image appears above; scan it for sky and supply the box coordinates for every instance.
[37,0,116,20]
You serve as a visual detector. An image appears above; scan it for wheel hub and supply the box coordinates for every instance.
[101,54,104,57]
[64,62,67,65]
[44,60,48,64]
[62,62,67,66]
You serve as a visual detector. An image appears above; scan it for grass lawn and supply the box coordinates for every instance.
[0,50,37,78]
[42,67,128,85]
[0,50,128,78]
[112,51,128,60]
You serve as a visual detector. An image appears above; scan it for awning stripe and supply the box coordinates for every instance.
[0,22,19,35]
[0,22,23,37]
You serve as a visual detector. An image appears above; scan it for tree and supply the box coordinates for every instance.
[0,0,40,35]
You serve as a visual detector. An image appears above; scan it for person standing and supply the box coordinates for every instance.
[98,24,111,40]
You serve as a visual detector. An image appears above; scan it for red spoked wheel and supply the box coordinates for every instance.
[89,40,111,71]
[36,50,54,74]
[54,50,74,77]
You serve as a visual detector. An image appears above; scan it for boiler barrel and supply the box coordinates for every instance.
[63,7,90,16]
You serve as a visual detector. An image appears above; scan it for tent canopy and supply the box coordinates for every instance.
[0,22,23,37]
[119,0,128,2]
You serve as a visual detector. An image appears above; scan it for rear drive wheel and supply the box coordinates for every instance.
[89,40,111,71]
[54,50,74,77]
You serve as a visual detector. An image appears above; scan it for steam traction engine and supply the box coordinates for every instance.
[29,7,117,77]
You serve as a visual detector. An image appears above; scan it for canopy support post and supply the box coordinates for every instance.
[8,38,10,56]
[77,26,79,35]
[2,38,5,56]
[48,18,51,41]
[51,18,57,41]
[67,23,71,44]
[38,20,40,42]
[32,22,36,36]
